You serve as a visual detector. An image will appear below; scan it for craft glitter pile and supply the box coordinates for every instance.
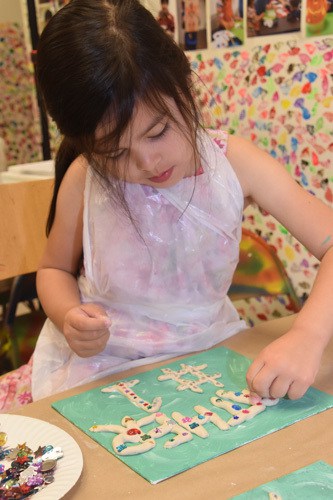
[0,430,63,499]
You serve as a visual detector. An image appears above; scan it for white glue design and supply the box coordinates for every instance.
[216,389,253,404]
[89,412,193,455]
[172,406,229,437]
[216,389,279,407]
[101,380,162,413]
[91,367,281,455]
[210,388,273,426]
[158,364,224,393]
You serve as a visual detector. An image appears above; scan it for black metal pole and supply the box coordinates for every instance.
[26,0,51,160]
[26,0,39,50]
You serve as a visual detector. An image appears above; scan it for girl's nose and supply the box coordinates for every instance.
[135,149,161,173]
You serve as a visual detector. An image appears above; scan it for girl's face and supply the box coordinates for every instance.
[96,98,197,188]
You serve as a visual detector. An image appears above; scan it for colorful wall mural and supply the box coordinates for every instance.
[0,23,42,166]
[188,37,333,301]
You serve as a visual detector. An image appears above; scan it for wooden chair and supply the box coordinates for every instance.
[0,178,53,370]
[228,228,302,314]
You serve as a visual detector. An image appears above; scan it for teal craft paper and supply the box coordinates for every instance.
[52,346,333,484]
[232,461,333,498]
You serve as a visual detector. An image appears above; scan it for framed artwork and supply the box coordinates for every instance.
[35,0,69,34]
[246,0,301,38]
[210,0,245,48]
[305,0,333,37]
[144,0,208,50]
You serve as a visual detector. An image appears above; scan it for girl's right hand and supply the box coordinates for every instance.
[63,303,111,357]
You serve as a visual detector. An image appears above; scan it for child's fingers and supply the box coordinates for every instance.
[70,326,110,342]
[246,361,276,399]
[70,335,110,358]
[248,392,261,404]
[80,302,110,320]
[65,322,110,354]
[246,358,264,392]
[284,379,308,400]
[268,375,292,399]
[71,314,110,333]
[68,304,111,332]
[63,303,112,356]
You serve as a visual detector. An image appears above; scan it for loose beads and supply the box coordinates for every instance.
[0,434,63,500]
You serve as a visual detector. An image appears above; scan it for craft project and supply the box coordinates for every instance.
[211,396,266,426]
[157,363,224,393]
[216,388,279,406]
[232,461,333,498]
[210,388,279,426]
[172,406,230,437]
[89,388,277,456]
[101,379,162,413]
[90,412,193,455]
[52,346,333,484]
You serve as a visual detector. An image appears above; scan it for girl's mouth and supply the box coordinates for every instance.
[149,167,174,183]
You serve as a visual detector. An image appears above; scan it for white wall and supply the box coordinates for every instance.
[0,0,30,53]
[0,0,23,23]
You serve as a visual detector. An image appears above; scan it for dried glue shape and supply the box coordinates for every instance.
[158,363,224,393]
[210,397,266,426]
[90,413,193,456]
[101,379,162,413]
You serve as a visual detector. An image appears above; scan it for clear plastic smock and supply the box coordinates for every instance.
[32,130,246,400]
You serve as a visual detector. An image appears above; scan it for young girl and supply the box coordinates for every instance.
[2,0,333,411]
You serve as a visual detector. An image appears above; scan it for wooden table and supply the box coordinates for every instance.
[12,315,333,498]
[0,178,53,280]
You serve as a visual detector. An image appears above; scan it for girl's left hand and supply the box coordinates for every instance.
[246,328,324,400]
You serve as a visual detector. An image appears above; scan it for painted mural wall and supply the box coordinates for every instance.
[188,38,333,301]
[0,22,41,166]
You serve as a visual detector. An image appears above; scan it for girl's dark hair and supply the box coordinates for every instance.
[36,0,201,234]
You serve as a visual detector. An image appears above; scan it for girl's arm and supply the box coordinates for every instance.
[37,157,110,357]
[227,135,333,399]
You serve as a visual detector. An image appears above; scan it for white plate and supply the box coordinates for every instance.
[0,414,83,499]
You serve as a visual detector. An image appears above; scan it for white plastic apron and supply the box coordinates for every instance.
[32,130,246,400]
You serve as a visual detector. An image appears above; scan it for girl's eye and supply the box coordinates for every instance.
[106,149,126,161]
[150,122,169,140]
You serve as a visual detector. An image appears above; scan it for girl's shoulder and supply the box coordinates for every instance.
[66,154,87,178]
[62,155,87,189]
[57,155,87,209]
[205,128,229,155]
